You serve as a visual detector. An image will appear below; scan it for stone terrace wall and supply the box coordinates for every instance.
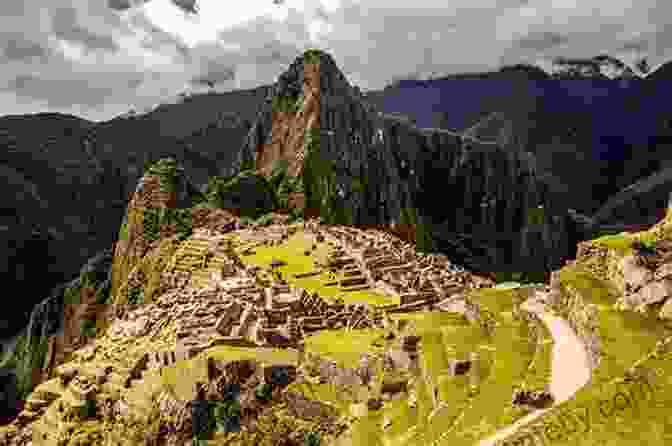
[550,271,601,371]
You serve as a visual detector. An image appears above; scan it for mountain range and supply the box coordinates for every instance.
[1,52,671,347]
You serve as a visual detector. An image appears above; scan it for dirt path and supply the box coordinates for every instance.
[477,295,592,446]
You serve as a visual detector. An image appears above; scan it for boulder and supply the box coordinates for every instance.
[222,359,257,385]
[401,335,420,352]
[283,391,338,421]
[367,397,383,411]
[58,366,79,387]
[655,262,672,280]
[381,379,408,395]
[263,364,297,387]
[621,255,654,293]
[512,389,554,409]
[450,359,472,376]
[626,279,672,307]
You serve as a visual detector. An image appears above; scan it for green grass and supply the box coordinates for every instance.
[591,233,636,255]
[416,287,537,446]
[240,230,398,306]
[558,266,671,385]
[161,346,298,400]
[504,340,672,446]
[80,318,97,338]
[304,328,386,370]
[342,311,492,446]
[496,264,672,446]
[520,318,553,393]
[286,380,351,416]
[303,48,323,65]
[590,231,659,256]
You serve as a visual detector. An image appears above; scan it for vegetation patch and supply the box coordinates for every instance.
[486,264,672,446]
[526,205,546,226]
[505,338,672,446]
[80,318,97,338]
[302,127,343,225]
[255,213,275,227]
[206,171,275,219]
[590,233,636,255]
[64,282,82,305]
[160,207,193,241]
[143,207,162,242]
[558,265,670,385]
[96,282,110,305]
[240,230,397,306]
[161,347,298,400]
[272,94,303,115]
[78,398,97,419]
[128,286,144,305]
[303,48,323,65]
[415,287,536,445]
[145,157,178,194]
[304,328,386,369]
[119,221,129,241]
[492,270,546,285]
[12,333,49,400]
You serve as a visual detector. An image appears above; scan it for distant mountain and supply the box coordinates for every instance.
[0,89,268,340]
[548,55,638,79]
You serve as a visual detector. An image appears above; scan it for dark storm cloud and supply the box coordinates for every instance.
[5,71,145,108]
[107,0,151,11]
[516,31,569,51]
[52,6,120,51]
[170,0,199,15]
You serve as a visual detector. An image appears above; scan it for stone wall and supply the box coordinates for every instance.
[552,277,601,371]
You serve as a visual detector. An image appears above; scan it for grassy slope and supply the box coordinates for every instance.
[238,229,398,306]
[500,229,672,446]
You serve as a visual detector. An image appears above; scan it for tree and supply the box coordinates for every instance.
[636,57,650,75]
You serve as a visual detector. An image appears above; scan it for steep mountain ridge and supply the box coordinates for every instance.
[230,50,574,276]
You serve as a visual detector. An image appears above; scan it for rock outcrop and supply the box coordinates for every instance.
[228,49,574,275]
[0,247,114,416]
[110,158,201,309]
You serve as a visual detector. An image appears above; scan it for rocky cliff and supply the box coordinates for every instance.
[229,49,575,276]
[109,158,203,311]
[0,248,113,420]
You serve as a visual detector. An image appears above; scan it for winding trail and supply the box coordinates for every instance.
[477,295,592,446]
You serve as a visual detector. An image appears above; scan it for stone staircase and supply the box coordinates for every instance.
[167,236,235,289]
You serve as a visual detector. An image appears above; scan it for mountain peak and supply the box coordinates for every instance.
[274,49,356,100]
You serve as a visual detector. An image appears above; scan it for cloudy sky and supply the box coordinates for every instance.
[0,0,670,122]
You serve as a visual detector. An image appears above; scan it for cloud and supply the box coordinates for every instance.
[190,63,236,87]
[107,0,151,11]
[515,31,569,51]
[170,0,199,14]
[2,0,672,121]
[52,5,120,51]
[0,34,52,62]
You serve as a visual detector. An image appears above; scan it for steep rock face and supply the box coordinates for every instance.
[0,248,113,413]
[110,159,200,307]
[229,50,574,274]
